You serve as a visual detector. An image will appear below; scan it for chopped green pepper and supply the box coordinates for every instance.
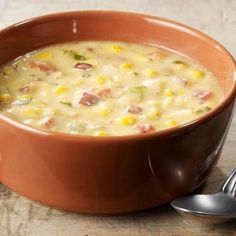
[67,121,87,133]
[128,86,147,99]
[128,86,147,93]
[173,60,185,65]
[60,101,72,107]
[64,50,87,60]
[0,85,9,94]
[195,106,211,114]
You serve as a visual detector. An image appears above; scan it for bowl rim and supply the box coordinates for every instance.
[0,10,235,142]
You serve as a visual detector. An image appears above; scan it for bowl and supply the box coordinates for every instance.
[0,11,235,214]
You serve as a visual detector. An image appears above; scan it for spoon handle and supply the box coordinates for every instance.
[221,168,236,198]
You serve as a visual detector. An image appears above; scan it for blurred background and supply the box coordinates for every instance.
[0,0,235,57]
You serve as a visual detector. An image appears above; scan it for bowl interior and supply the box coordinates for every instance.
[0,11,235,101]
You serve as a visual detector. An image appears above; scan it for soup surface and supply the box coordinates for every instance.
[0,41,223,136]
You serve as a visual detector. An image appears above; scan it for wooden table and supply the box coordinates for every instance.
[0,0,236,235]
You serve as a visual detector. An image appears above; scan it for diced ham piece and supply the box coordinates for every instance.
[148,51,168,60]
[135,124,156,134]
[19,85,30,93]
[174,77,188,86]
[148,52,158,60]
[79,92,98,106]
[30,75,43,81]
[87,47,95,52]
[13,63,19,71]
[192,89,213,102]
[128,106,142,114]
[44,118,56,129]
[74,63,92,71]
[97,88,112,98]
[30,61,56,73]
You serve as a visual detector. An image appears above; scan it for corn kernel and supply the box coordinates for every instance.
[95,130,108,136]
[36,52,52,60]
[95,76,109,85]
[18,94,32,100]
[74,80,82,86]
[150,101,161,107]
[176,97,185,106]
[147,108,162,120]
[54,86,67,95]
[176,64,186,70]
[100,108,111,116]
[166,120,177,127]
[120,63,132,69]
[162,97,174,109]
[165,89,175,97]
[0,94,11,103]
[38,101,47,107]
[120,116,137,126]
[162,114,171,119]
[21,108,42,119]
[110,45,122,53]
[178,89,185,96]
[136,53,149,62]
[41,83,51,89]
[188,69,204,79]
[144,69,158,77]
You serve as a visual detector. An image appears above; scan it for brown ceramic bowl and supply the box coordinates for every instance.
[0,11,235,214]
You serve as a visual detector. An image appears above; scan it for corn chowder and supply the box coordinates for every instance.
[0,41,223,136]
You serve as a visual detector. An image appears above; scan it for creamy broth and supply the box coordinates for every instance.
[0,41,223,136]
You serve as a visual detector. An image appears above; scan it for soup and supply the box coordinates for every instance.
[0,41,223,136]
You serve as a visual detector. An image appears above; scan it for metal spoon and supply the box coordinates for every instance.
[171,169,236,223]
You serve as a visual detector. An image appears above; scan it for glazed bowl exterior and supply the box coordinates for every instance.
[0,11,235,214]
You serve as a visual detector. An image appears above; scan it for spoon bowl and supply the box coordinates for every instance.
[171,169,236,223]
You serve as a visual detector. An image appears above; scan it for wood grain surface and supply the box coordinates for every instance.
[0,0,236,235]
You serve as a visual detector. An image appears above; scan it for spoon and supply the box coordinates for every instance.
[171,169,236,223]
